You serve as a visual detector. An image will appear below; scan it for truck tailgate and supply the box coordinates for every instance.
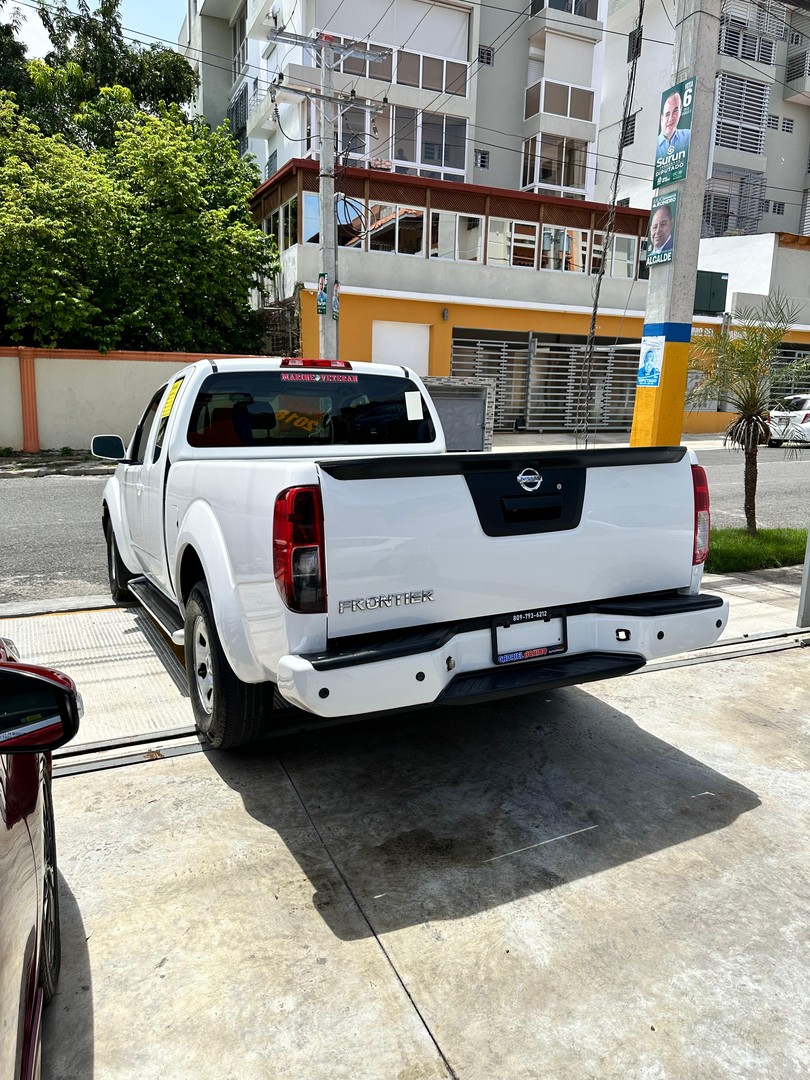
[318,447,697,639]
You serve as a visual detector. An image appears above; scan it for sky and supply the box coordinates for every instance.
[15,0,188,58]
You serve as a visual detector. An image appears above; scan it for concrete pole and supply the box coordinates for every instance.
[318,40,339,360]
[630,0,722,446]
[798,532,810,628]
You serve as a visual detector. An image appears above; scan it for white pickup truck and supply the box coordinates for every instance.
[92,356,727,749]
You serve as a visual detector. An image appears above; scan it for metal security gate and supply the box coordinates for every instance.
[451,330,639,432]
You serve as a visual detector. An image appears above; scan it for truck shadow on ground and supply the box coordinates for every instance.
[206,686,761,941]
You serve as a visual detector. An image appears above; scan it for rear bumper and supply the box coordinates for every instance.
[275,592,728,717]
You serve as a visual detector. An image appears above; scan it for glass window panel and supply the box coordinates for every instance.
[487,218,510,267]
[525,81,541,120]
[521,136,537,188]
[457,216,483,261]
[394,107,417,164]
[267,210,280,243]
[570,87,594,121]
[397,50,420,87]
[369,44,392,82]
[282,196,297,249]
[446,61,467,96]
[443,117,466,170]
[541,226,566,269]
[611,235,637,278]
[564,139,587,189]
[430,211,457,259]
[590,231,604,275]
[341,106,366,156]
[567,229,589,272]
[539,134,564,186]
[302,192,319,245]
[337,197,365,249]
[421,114,444,164]
[512,222,537,268]
[397,207,424,255]
[544,81,569,116]
[423,56,443,92]
[369,203,398,252]
[342,53,366,76]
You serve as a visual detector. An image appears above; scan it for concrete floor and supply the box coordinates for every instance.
[39,607,809,1078]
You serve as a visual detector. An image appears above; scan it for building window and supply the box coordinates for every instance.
[767,114,779,129]
[478,45,494,66]
[227,83,248,157]
[790,30,802,46]
[473,148,490,169]
[621,114,636,148]
[282,197,298,250]
[391,109,466,181]
[430,212,483,261]
[368,204,425,256]
[525,80,594,122]
[782,117,794,132]
[232,3,247,80]
[627,26,643,63]
[522,135,588,197]
[772,200,785,214]
[759,198,770,214]
[266,150,278,179]
[719,19,776,64]
[302,192,319,245]
[540,227,589,272]
[530,0,599,18]
[487,219,538,269]
[701,166,767,236]
[714,73,770,154]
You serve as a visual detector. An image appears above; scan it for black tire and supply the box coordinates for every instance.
[105,520,133,603]
[39,770,61,1005]
[768,439,783,448]
[184,581,273,749]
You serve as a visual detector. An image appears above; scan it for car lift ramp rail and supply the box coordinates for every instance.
[0,605,191,748]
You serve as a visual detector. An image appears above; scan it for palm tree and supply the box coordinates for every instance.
[687,293,807,536]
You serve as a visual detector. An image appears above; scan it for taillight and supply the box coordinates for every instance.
[692,464,710,565]
[273,486,326,613]
[281,357,353,370]
[801,413,810,425]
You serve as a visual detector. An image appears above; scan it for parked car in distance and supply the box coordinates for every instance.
[768,394,810,447]
[0,637,82,1080]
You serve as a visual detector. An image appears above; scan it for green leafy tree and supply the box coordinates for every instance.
[688,293,806,535]
[0,0,35,111]
[0,91,279,352]
[34,0,197,125]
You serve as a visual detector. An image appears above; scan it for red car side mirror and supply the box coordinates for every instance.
[0,664,82,753]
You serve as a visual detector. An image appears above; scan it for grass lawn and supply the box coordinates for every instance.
[707,528,808,574]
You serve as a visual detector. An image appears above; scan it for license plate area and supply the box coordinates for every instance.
[491,608,567,665]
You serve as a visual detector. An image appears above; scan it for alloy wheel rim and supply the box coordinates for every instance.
[192,615,214,720]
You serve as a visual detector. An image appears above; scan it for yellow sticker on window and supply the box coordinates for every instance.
[161,378,184,419]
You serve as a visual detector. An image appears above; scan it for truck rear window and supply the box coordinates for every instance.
[186,371,436,448]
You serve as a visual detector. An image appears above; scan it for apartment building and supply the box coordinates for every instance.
[180,1,659,430]
[595,0,810,238]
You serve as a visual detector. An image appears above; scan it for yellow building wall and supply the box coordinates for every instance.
[300,290,645,375]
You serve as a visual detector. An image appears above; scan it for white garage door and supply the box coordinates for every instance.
[371,321,431,377]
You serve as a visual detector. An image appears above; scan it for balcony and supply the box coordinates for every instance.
[785,51,810,105]
[529,0,602,43]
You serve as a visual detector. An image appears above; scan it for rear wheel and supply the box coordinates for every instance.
[184,581,273,749]
[39,771,61,1005]
[105,520,133,603]
[767,438,783,448]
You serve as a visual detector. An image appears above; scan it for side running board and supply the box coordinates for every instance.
[128,577,185,646]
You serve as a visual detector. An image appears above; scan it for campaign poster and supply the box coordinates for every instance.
[317,273,327,316]
[653,77,694,189]
[638,336,664,388]
[646,191,678,267]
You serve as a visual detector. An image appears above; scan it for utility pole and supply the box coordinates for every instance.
[319,37,338,360]
[630,0,722,446]
[264,29,387,361]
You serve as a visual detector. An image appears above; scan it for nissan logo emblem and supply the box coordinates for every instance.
[517,468,542,492]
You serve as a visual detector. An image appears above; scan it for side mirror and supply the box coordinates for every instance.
[91,434,127,461]
[0,664,82,753]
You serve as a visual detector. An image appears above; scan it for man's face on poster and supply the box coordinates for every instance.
[650,207,673,250]
[660,94,682,141]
